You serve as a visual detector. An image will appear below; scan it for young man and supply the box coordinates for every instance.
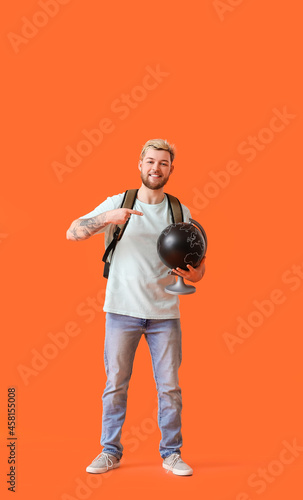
[66,139,206,476]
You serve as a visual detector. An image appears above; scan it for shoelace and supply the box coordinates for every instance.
[166,453,181,473]
[96,452,114,470]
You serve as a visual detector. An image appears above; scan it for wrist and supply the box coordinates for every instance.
[99,211,108,225]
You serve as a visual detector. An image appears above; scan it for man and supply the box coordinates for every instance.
[66,139,206,476]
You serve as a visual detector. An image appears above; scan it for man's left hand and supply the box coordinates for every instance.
[172,256,206,283]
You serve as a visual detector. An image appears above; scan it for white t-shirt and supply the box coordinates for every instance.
[80,192,191,319]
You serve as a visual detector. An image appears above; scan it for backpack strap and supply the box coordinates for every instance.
[165,193,183,223]
[116,189,139,241]
[102,189,138,278]
[102,190,183,279]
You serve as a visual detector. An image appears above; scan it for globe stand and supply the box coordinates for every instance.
[165,276,196,295]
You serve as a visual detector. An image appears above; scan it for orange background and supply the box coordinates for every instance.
[1,1,303,499]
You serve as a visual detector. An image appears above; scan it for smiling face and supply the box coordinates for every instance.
[138,148,174,190]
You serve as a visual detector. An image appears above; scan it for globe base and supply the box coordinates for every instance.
[165,276,196,295]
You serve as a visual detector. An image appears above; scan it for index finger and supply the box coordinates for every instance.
[128,209,144,216]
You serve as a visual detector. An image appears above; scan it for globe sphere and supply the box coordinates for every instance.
[157,221,207,271]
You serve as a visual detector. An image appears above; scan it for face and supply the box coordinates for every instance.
[138,149,174,190]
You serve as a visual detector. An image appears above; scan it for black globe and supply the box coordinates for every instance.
[157,220,207,271]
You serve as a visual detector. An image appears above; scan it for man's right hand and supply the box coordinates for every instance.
[106,208,143,225]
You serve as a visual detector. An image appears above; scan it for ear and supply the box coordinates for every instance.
[169,164,174,175]
[138,160,142,171]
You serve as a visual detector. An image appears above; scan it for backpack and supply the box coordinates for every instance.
[102,189,184,278]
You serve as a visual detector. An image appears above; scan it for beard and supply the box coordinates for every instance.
[140,171,169,190]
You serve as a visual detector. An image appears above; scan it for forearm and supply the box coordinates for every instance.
[66,212,109,241]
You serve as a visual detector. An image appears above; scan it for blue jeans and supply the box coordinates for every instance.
[101,312,183,459]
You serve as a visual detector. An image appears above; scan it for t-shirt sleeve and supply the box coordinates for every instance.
[78,193,125,234]
[181,204,192,223]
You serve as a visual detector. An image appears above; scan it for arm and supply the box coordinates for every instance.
[66,212,109,241]
[66,208,144,241]
[172,256,206,283]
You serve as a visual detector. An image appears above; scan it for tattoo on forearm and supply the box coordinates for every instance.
[71,227,83,241]
[68,212,108,240]
[76,213,107,238]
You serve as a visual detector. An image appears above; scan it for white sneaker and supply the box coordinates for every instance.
[86,452,120,474]
[162,453,193,476]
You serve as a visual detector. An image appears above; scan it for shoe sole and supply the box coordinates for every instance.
[86,462,120,474]
[162,463,193,476]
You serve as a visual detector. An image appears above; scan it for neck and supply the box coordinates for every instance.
[137,184,165,204]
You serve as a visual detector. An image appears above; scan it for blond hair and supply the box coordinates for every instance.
[140,139,175,163]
